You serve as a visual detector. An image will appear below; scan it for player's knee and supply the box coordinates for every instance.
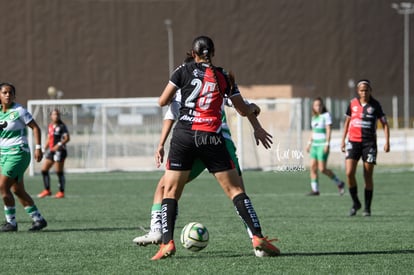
[345,170,355,178]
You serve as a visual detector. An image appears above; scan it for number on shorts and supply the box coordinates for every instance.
[366,154,375,163]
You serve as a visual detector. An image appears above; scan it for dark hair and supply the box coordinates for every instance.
[312,97,328,115]
[0,82,16,95]
[50,108,64,125]
[192,36,215,58]
[356,79,372,90]
[191,36,227,97]
[184,51,194,63]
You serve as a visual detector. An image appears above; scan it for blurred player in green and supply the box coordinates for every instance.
[305,97,345,196]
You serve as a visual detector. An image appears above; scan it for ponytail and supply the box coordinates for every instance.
[203,50,226,98]
[191,36,229,97]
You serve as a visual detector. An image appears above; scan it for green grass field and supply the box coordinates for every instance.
[1,168,413,274]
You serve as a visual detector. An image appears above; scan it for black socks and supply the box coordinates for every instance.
[41,171,50,190]
[233,193,263,238]
[161,198,178,244]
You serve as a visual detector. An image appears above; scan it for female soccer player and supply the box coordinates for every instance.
[150,36,280,260]
[133,54,272,249]
[305,97,345,196]
[341,79,390,216]
[37,108,70,199]
[0,82,47,232]
[133,91,273,254]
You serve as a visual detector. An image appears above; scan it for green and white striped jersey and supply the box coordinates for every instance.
[311,112,332,146]
[0,103,33,154]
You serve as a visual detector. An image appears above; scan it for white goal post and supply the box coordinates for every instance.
[27,97,303,175]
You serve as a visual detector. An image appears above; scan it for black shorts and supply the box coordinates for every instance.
[345,141,377,164]
[167,128,235,173]
[44,149,67,163]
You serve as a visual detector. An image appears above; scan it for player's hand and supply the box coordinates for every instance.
[384,142,390,153]
[155,145,165,168]
[254,127,273,149]
[341,141,347,153]
[34,149,43,162]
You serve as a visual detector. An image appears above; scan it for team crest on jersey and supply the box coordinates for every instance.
[352,106,359,112]
[366,107,374,114]
[192,69,204,78]
[9,111,18,120]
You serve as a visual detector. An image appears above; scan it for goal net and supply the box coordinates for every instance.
[224,98,304,171]
[27,98,303,175]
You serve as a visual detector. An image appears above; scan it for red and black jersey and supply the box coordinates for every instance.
[48,122,69,151]
[170,61,240,133]
[345,97,387,142]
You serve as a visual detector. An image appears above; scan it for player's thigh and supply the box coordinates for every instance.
[345,158,358,177]
[309,158,318,172]
[214,169,244,199]
[42,158,54,171]
[54,161,65,172]
[163,170,191,199]
[224,139,241,176]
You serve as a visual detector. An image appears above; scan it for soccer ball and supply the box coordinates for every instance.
[180,222,209,252]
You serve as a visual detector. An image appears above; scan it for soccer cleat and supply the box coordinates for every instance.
[306,191,320,196]
[254,249,269,257]
[363,209,371,217]
[37,189,51,198]
[0,222,18,232]
[151,240,176,260]
[252,235,280,257]
[338,182,345,196]
[349,202,362,216]
[133,230,162,246]
[28,219,47,231]
[55,191,65,199]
